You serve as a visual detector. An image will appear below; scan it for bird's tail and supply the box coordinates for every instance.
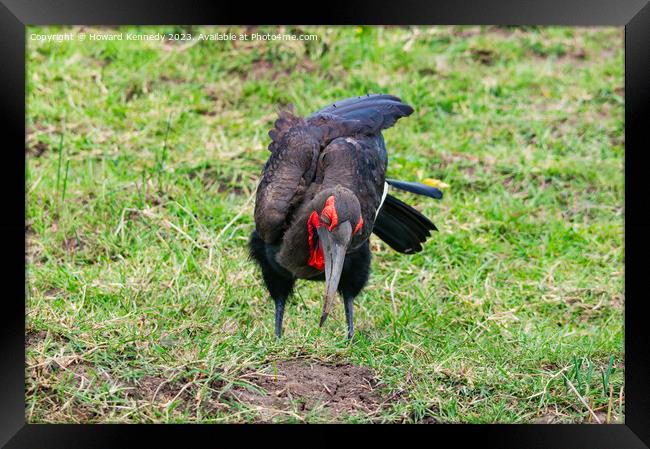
[372,194,437,254]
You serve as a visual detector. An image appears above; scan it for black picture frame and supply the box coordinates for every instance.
[4,0,649,447]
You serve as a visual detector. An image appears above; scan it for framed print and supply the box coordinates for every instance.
[3,0,649,447]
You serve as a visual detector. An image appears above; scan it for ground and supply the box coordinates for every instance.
[26,25,624,423]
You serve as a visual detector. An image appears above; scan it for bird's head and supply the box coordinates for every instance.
[306,187,364,327]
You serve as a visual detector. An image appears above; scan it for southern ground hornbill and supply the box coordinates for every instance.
[249,94,442,339]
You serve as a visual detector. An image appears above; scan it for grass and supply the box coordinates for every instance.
[26,25,624,423]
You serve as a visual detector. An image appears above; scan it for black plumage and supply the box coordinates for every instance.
[250,94,442,338]
[386,178,443,200]
[372,194,437,254]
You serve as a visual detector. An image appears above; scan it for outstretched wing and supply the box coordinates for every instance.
[256,94,414,243]
[266,94,413,153]
[306,94,414,144]
[311,94,413,125]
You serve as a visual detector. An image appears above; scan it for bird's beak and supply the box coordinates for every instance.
[317,221,352,327]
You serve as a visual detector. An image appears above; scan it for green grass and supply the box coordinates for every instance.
[26,25,624,423]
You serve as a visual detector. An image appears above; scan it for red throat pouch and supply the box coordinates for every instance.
[307,197,363,270]
[307,196,337,271]
[307,210,324,271]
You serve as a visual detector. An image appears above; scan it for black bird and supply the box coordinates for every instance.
[249,94,442,339]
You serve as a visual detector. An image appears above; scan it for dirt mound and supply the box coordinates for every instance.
[29,358,397,422]
[227,361,384,421]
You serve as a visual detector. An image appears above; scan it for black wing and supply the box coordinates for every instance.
[311,94,413,128]
[254,127,320,244]
[307,94,414,143]
[256,95,414,243]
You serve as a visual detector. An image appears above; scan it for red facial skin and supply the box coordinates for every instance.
[353,215,364,235]
[307,210,325,270]
[307,196,363,271]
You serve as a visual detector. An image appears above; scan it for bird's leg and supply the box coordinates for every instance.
[249,231,294,339]
[343,294,354,340]
[274,297,286,339]
[337,241,370,340]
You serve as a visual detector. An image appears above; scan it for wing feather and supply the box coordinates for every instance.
[267,107,304,153]
[255,130,319,243]
[257,94,415,244]
[305,94,414,145]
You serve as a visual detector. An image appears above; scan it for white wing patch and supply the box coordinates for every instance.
[375,181,389,220]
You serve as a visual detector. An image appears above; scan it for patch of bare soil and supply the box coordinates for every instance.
[25,327,70,348]
[225,361,385,421]
[532,413,568,424]
[26,359,120,423]
[138,375,194,404]
[451,26,483,38]
[470,48,496,66]
[235,56,317,82]
[25,329,48,347]
[133,374,228,417]
[159,74,185,84]
[26,222,42,264]
[27,358,432,423]
[26,141,49,158]
[533,410,619,424]
[64,362,115,390]
[250,58,275,78]
[529,46,589,65]
[584,411,611,424]
[62,235,85,252]
[486,25,519,37]
[418,415,438,424]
